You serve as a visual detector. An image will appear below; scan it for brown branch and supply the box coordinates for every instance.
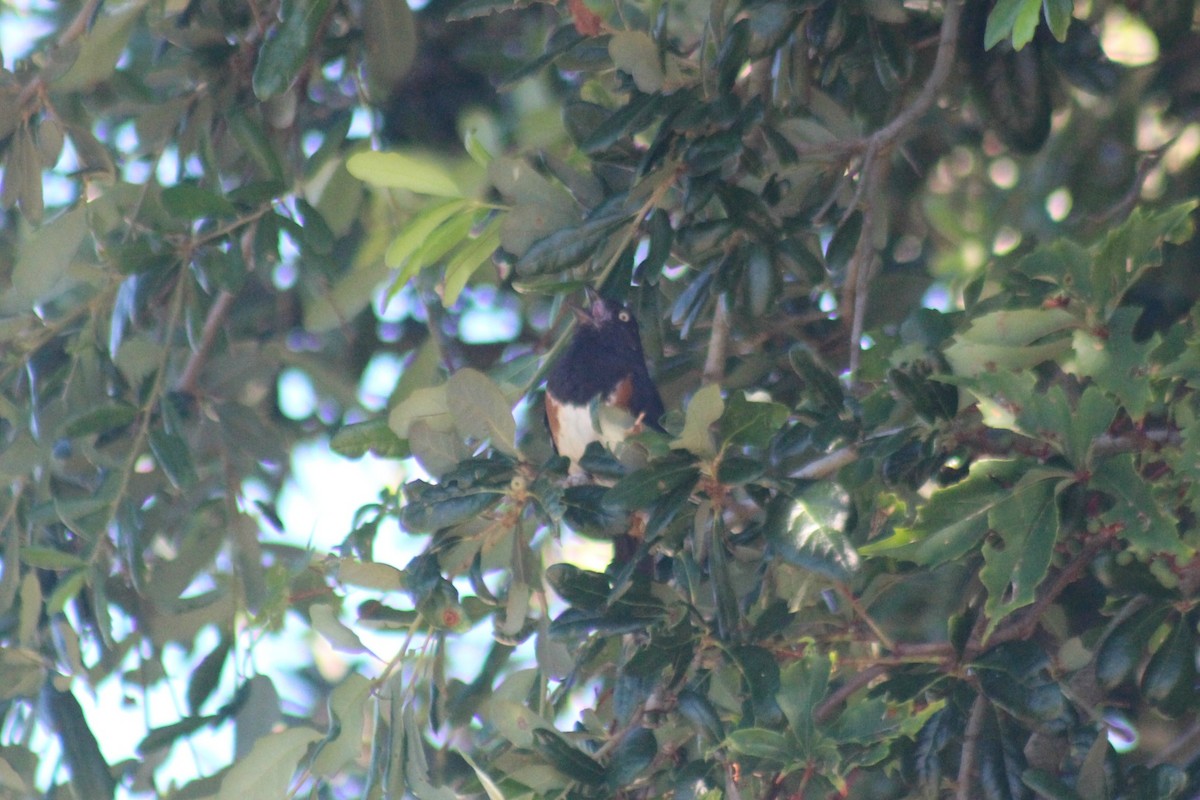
[956,691,988,800]
[813,664,887,723]
[702,293,731,385]
[177,290,236,396]
[973,537,1107,655]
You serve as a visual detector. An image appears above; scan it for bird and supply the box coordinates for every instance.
[545,288,666,476]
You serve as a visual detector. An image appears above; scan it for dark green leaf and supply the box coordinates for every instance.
[1140,617,1197,712]
[603,458,699,512]
[531,729,606,785]
[63,402,137,439]
[331,418,408,459]
[253,0,333,100]
[187,634,232,715]
[149,428,198,489]
[606,727,656,789]
[161,184,237,220]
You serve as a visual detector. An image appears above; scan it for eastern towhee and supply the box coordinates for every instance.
[545,288,666,475]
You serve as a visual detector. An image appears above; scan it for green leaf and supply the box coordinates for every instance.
[865,459,1037,565]
[984,0,1042,50]
[1096,603,1168,690]
[606,727,657,789]
[716,390,789,450]
[346,150,463,197]
[1022,768,1084,800]
[944,307,1076,376]
[442,216,501,307]
[50,0,151,92]
[216,726,323,800]
[62,401,138,439]
[310,603,369,655]
[20,547,88,570]
[403,211,479,286]
[389,385,454,438]
[40,683,117,800]
[531,729,607,785]
[331,419,407,459]
[0,204,88,314]
[252,0,333,100]
[603,457,699,512]
[459,751,506,800]
[361,0,417,101]
[399,487,504,532]
[311,673,372,776]
[1092,455,1186,557]
[1140,617,1197,711]
[545,563,611,611]
[445,368,518,456]
[768,486,859,582]
[1042,0,1072,41]
[187,635,232,715]
[734,645,784,726]
[672,383,723,457]
[979,471,1061,635]
[161,184,237,220]
[1072,308,1154,419]
[778,652,830,753]
[1091,202,1197,313]
[336,559,406,592]
[724,728,792,762]
[149,428,198,489]
[609,31,664,93]
[385,199,469,270]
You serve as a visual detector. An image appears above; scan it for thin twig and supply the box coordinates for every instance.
[975,537,1106,654]
[177,290,236,396]
[792,445,858,479]
[956,691,988,800]
[813,664,887,723]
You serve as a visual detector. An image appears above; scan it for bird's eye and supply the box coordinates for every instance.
[618,311,630,322]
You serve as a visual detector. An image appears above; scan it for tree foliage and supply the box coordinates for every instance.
[4,0,1200,797]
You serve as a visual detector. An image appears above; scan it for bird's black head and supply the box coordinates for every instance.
[571,289,645,355]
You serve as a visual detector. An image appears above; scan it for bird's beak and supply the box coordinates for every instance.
[571,286,604,325]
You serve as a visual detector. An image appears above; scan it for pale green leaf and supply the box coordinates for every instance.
[51,0,151,92]
[671,383,724,457]
[609,31,664,93]
[310,603,370,655]
[336,559,405,592]
[347,150,463,197]
[389,385,454,438]
[446,368,518,456]
[442,216,501,306]
[984,0,1042,49]
[311,673,372,777]
[216,727,323,800]
[0,205,88,314]
[458,751,505,800]
[384,199,468,270]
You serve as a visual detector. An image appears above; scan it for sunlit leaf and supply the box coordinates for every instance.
[347,150,463,197]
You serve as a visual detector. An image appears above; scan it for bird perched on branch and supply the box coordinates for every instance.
[545,288,665,474]
[545,288,666,569]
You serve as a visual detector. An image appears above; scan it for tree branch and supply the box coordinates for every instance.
[702,293,730,385]
[177,290,236,396]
